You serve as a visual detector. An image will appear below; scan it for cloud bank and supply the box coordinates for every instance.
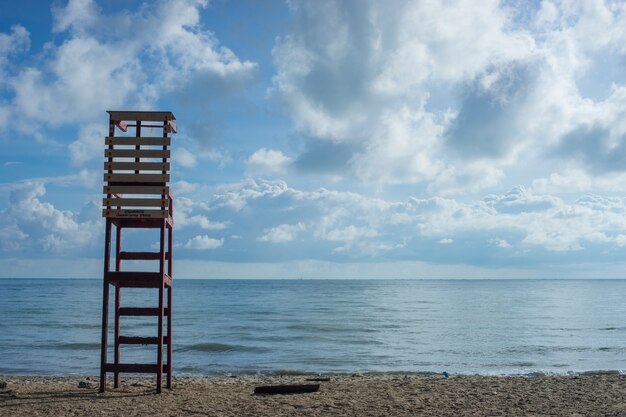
[271,0,626,195]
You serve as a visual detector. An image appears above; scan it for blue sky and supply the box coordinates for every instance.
[2,0,626,278]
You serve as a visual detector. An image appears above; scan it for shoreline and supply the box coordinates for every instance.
[2,373,626,416]
[2,369,623,378]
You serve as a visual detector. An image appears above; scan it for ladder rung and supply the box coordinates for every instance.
[118,307,170,316]
[119,251,170,260]
[118,336,168,345]
[105,272,171,288]
[104,363,167,373]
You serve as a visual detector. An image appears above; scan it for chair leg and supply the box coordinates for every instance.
[100,219,112,393]
[167,285,172,389]
[114,286,120,388]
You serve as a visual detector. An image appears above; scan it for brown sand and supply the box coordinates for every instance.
[1,373,626,416]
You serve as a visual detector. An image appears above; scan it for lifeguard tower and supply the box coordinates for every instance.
[100,111,176,393]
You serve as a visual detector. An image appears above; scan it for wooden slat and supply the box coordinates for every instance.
[105,149,170,158]
[104,173,169,183]
[103,198,168,207]
[106,271,162,281]
[104,185,169,195]
[119,307,169,316]
[118,336,168,345]
[105,136,171,146]
[110,217,173,229]
[105,272,171,288]
[116,281,170,289]
[104,162,170,171]
[109,275,172,289]
[107,111,176,122]
[102,208,169,218]
[104,363,167,373]
[119,251,170,260]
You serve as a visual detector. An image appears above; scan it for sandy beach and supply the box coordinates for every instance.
[1,372,625,416]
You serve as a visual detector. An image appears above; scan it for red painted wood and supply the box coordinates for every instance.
[119,251,170,260]
[104,363,167,373]
[101,112,175,394]
[100,218,112,393]
[118,336,168,345]
[157,219,166,393]
[119,307,170,316]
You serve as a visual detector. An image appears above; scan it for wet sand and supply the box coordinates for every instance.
[1,372,626,416]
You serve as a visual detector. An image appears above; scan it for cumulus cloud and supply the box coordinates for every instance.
[4,0,256,145]
[175,196,229,230]
[193,179,626,263]
[184,234,224,250]
[271,0,535,188]
[246,148,293,175]
[271,0,626,193]
[0,182,100,255]
[490,238,512,249]
[258,222,305,243]
[0,25,29,82]
[68,122,103,166]
[173,147,198,168]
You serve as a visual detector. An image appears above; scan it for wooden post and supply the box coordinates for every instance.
[157,220,166,393]
[167,223,173,389]
[114,224,121,388]
[100,218,112,393]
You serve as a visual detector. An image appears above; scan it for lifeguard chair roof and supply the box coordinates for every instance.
[106,111,176,122]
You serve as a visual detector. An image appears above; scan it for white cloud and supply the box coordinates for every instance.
[204,179,626,262]
[246,148,293,175]
[173,147,198,168]
[0,25,29,83]
[0,225,29,252]
[271,0,626,194]
[320,225,378,242]
[52,0,99,34]
[4,0,257,133]
[172,180,198,195]
[490,238,511,249]
[68,123,103,166]
[271,0,537,188]
[258,222,305,243]
[0,182,100,255]
[174,196,229,230]
[184,234,224,250]
[531,168,626,195]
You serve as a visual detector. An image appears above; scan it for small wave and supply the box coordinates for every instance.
[580,370,621,376]
[506,361,536,367]
[599,327,626,331]
[174,343,266,353]
[41,323,100,330]
[56,342,101,350]
[499,346,596,355]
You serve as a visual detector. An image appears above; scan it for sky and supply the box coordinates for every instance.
[1,0,626,279]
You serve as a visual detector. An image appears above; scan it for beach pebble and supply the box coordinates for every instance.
[0,381,7,389]
[78,381,92,389]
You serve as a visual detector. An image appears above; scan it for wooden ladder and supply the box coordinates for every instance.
[100,111,177,393]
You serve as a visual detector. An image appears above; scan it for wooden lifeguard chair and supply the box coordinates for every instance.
[100,111,176,393]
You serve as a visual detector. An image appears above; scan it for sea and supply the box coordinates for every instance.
[1,279,625,376]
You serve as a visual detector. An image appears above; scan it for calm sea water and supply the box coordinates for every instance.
[1,279,625,376]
